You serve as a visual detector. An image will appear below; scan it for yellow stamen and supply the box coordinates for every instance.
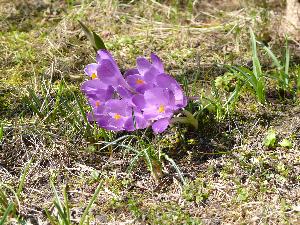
[91,73,97,79]
[158,104,165,113]
[114,113,122,120]
[136,78,145,85]
[95,101,100,107]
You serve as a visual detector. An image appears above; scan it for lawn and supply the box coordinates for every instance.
[0,0,299,224]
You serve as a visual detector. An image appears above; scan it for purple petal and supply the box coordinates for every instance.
[152,118,170,134]
[97,59,122,86]
[96,50,115,64]
[81,80,114,99]
[156,73,187,108]
[87,113,110,127]
[155,73,177,88]
[116,86,133,99]
[88,97,105,113]
[126,75,152,93]
[124,114,149,131]
[105,99,131,116]
[109,116,127,130]
[84,63,99,78]
[132,94,146,109]
[143,106,174,121]
[144,87,175,107]
[151,53,164,73]
[143,66,160,84]
[124,68,139,77]
[136,57,152,76]
[95,51,130,89]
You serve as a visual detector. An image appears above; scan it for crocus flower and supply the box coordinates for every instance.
[81,79,114,98]
[125,53,164,92]
[85,50,130,90]
[82,51,188,134]
[126,54,186,108]
[133,87,177,133]
[89,99,148,131]
[136,53,164,84]
[155,73,187,109]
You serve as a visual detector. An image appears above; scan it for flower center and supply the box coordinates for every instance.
[135,78,145,85]
[95,101,100,107]
[91,73,97,79]
[158,104,165,113]
[114,113,122,120]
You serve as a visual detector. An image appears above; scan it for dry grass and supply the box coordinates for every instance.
[0,0,299,224]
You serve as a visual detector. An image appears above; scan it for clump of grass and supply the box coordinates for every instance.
[45,177,104,225]
[263,38,291,93]
[229,28,266,104]
[0,159,32,224]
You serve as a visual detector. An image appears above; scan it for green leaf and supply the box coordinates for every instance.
[263,129,277,148]
[278,139,292,148]
[92,32,106,50]
[78,20,93,42]
[78,20,106,51]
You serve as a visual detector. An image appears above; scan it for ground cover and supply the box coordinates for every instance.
[0,0,299,224]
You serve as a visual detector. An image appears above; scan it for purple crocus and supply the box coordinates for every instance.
[82,51,188,134]
[126,53,187,109]
[88,99,148,131]
[133,87,177,133]
[155,73,187,109]
[84,50,130,90]
[81,79,114,98]
[125,53,163,93]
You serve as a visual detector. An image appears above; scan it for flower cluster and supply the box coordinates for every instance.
[81,50,187,133]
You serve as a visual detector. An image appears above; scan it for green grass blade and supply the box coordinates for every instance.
[127,151,144,173]
[78,20,106,51]
[0,189,8,209]
[250,28,262,78]
[79,181,104,225]
[224,81,242,107]
[63,185,70,224]
[63,101,81,131]
[17,159,32,199]
[297,74,300,94]
[73,93,90,128]
[249,28,265,103]
[142,148,153,172]
[0,123,3,143]
[284,37,290,86]
[0,203,14,225]
[250,28,257,59]
[118,144,140,154]
[78,20,95,50]
[50,179,63,214]
[163,154,186,185]
[262,45,282,69]
[230,66,256,89]
[50,80,65,120]
[27,88,42,108]
[24,93,43,118]
[53,201,69,225]
[45,209,59,225]
[98,135,136,151]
